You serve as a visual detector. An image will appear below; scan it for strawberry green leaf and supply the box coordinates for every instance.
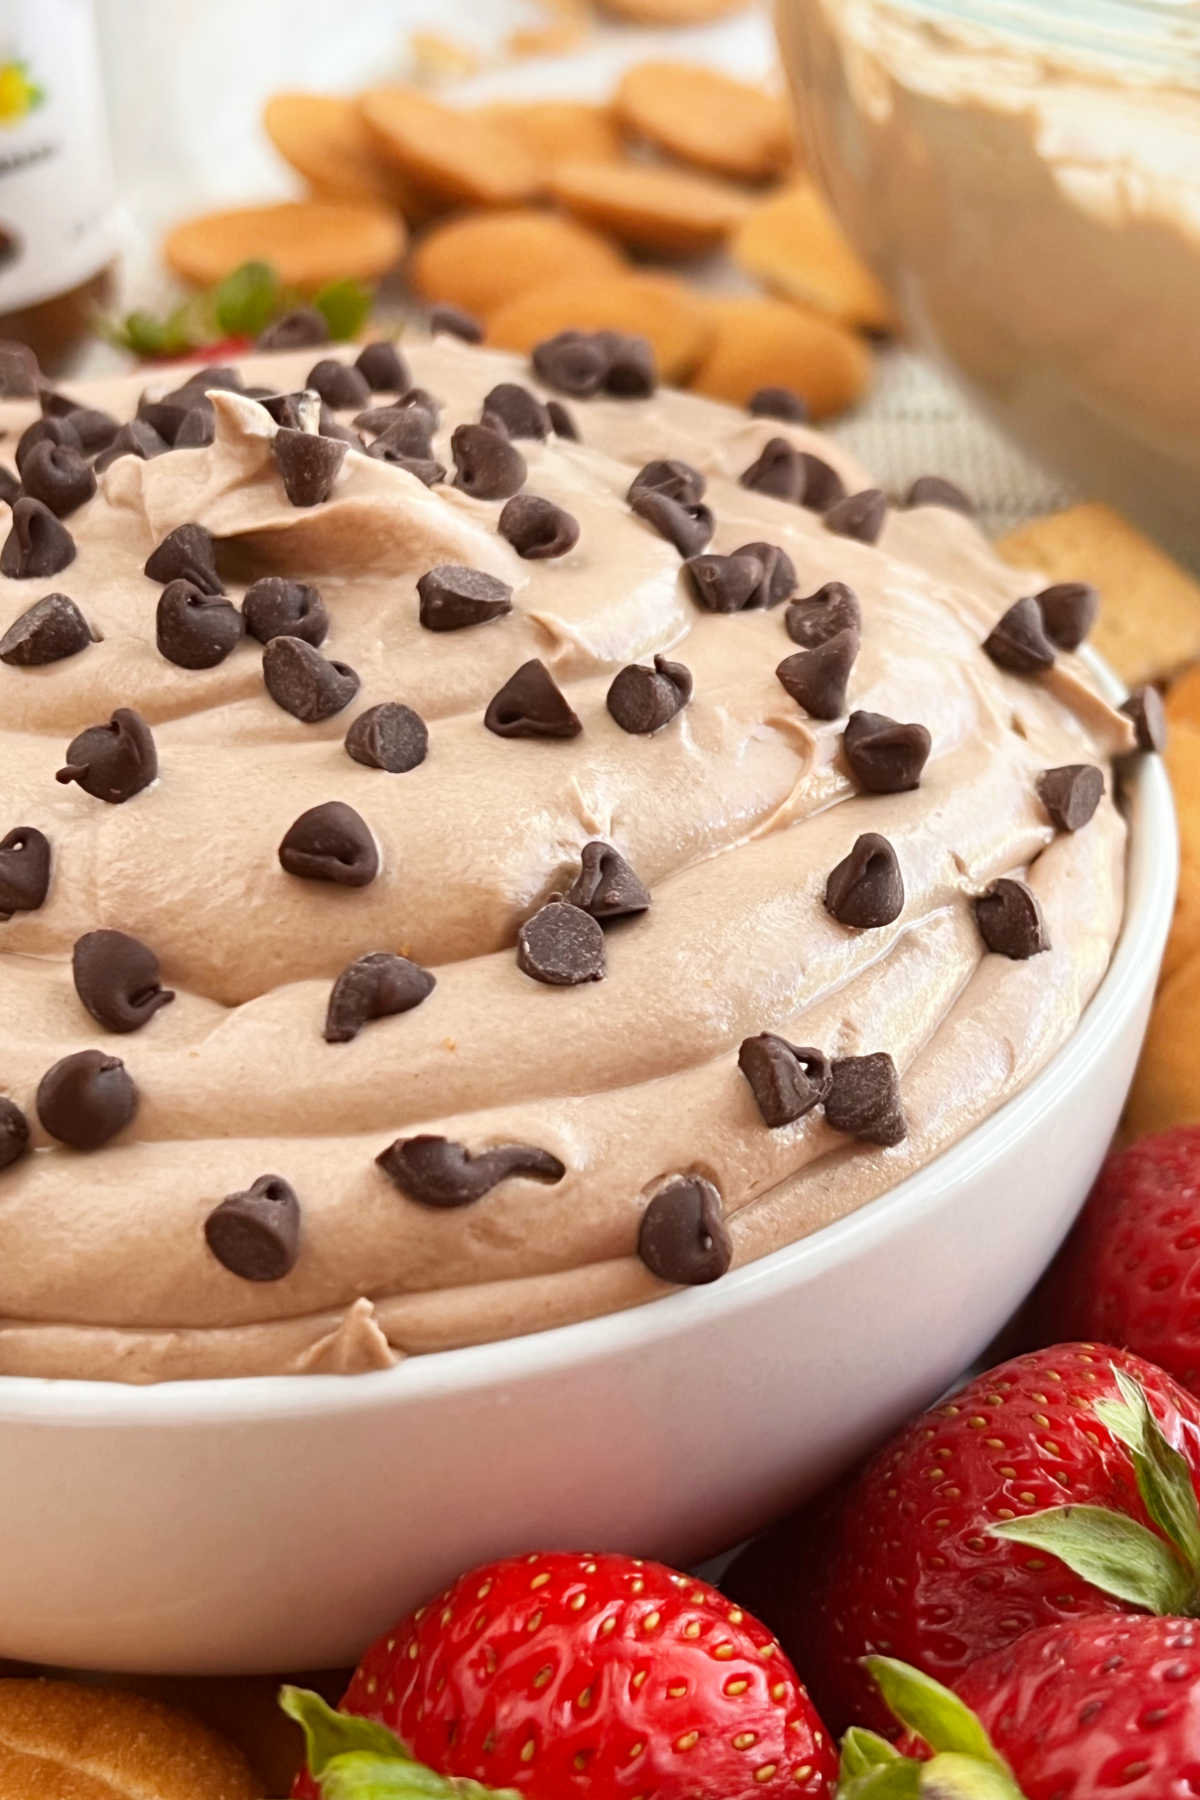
[837,1759,922,1800]
[1095,1365,1200,1578]
[319,1754,517,1800]
[313,278,375,341]
[919,1752,1027,1799]
[278,1686,412,1777]
[115,310,171,357]
[214,260,283,338]
[863,1659,1009,1770]
[991,1502,1193,1615]
[841,1727,902,1777]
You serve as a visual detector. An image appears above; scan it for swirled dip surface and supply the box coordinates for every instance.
[0,336,1132,1382]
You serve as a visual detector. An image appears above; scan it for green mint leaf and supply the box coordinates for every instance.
[278,1686,412,1779]
[313,278,375,341]
[919,1751,1027,1799]
[214,260,282,337]
[841,1728,902,1778]
[118,310,170,357]
[1095,1365,1200,1576]
[864,1659,1009,1770]
[991,1502,1193,1614]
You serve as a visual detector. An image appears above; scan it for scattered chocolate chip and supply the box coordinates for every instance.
[607,653,693,735]
[305,358,370,412]
[824,487,887,544]
[136,394,199,445]
[263,636,359,722]
[320,409,363,455]
[94,419,168,472]
[205,1175,300,1281]
[257,308,330,351]
[627,458,705,507]
[57,707,156,804]
[344,702,428,772]
[517,896,606,986]
[736,540,796,608]
[638,1175,732,1285]
[825,1052,906,1145]
[685,551,764,614]
[144,521,223,593]
[273,427,347,507]
[498,493,579,559]
[738,1036,831,1127]
[599,331,656,397]
[357,408,433,456]
[532,329,609,396]
[0,825,50,918]
[785,581,861,648]
[399,386,441,423]
[278,801,378,887]
[72,928,175,1033]
[974,878,1050,959]
[430,302,483,343]
[367,444,445,486]
[16,414,79,477]
[0,592,93,666]
[0,1097,29,1171]
[775,627,859,720]
[451,423,526,500]
[156,580,243,670]
[741,437,803,501]
[630,487,714,558]
[38,383,83,419]
[749,385,809,422]
[376,1135,565,1206]
[1120,685,1166,754]
[19,439,95,518]
[258,390,314,430]
[417,564,512,632]
[824,832,904,929]
[842,710,931,794]
[174,407,216,449]
[485,658,581,739]
[799,452,847,512]
[324,951,435,1042]
[355,338,409,391]
[36,1048,138,1150]
[0,497,75,578]
[242,576,327,646]
[1036,581,1099,652]
[904,475,973,513]
[547,400,577,440]
[1036,764,1104,832]
[482,382,550,440]
[0,464,18,504]
[65,406,119,454]
[179,364,243,395]
[983,596,1057,674]
[0,340,38,397]
[564,841,650,919]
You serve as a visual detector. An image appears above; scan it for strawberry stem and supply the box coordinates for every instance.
[279,1688,520,1800]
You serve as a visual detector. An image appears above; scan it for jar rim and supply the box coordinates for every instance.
[863,0,1200,80]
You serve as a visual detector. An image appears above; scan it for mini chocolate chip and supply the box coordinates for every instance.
[482,382,550,440]
[19,439,95,518]
[1037,581,1099,652]
[345,702,428,772]
[400,385,441,423]
[598,331,656,397]
[258,390,314,430]
[607,653,693,735]
[376,1135,565,1206]
[137,394,198,445]
[843,710,932,794]
[638,1175,732,1285]
[174,407,216,449]
[273,427,347,506]
[242,576,327,646]
[785,581,861,648]
[205,1175,300,1281]
[485,658,581,739]
[358,409,434,457]
[144,522,223,593]
[741,437,803,501]
[16,415,79,476]
[306,358,370,411]
[685,552,764,614]
[156,580,243,670]
[974,878,1050,959]
[776,627,859,720]
[1120,685,1166,753]
[417,564,513,632]
[535,331,613,397]
[57,707,156,804]
[324,951,435,1042]
[630,487,714,558]
[0,497,75,578]
[94,419,168,472]
[178,364,243,395]
[278,801,378,886]
[263,636,359,722]
[983,596,1057,674]
[824,487,887,544]
[0,825,50,918]
[0,464,18,504]
[0,340,38,397]
[498,493,580,559]
[904,475,974,513]
[825,1053,906,1145]
[36,1048,138,1150]
[0,1097,29,1171]
[0,592,93,666]
[430,302,483,343]
[72,928,175,1033]
[320,407,363,451]
[738,1036,831,1127]
[1037,764,1104,832]
[749,385,809,422]
[451,423,526,500]
[736,540,796,608]
[547,399,578,440]
[355,338,410,391]
[257,308,330,351]
[38,382,83,418]
[565,841,650,919]
[366,443,445,486]
[65,406,119,454]
[517,897,606,986]
[627,458,705,507]
[824,832,904,929]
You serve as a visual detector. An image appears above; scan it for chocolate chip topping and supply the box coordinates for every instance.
[36,1048,138,1150]
[825,1052,907,1146]
[367,443,445,486]
[1037,581,1099,652]
[735,540,796,608]
[355,405,430,447]
[740,436,803,501]
[259,390,315,430]
[19,439,95,518]
[485,658,581,739]
[0,497,75,578]
[905,475,974,514]
[417,564,513,632]
[498,493,580,559]
[0,465,18,505]
[137,394,200,445]
[482,382,551,440]
[607,653,693,735]
[637,1175,732,1286]
[843,710,932,794]
[257,307,330,352]
[174,407,216,449]
[0,1097,29,1172]
[431,302,484,343]
[685,552,765,614]
[242,576,327,646]
[305,358,370,412]
[94,419,168,472]
[72,929,175,1033]
[1037,764,1104,832]
[56,708,157,804]
[824,832,904,929]
[345,702,429,773]
[16,415,79,475]
[376,1135,565,1206]
[983,596,1057,674]
[775,627,859,720]
[144,522,223,594]
[205,1175,300,1281]
[451,422,527,500]
[0,592,93,667]
[517,897,606,985]
[824,487,887,544]
[38,382,83,418]
[748,385,809,423]
[738,1036,831,1128]
[0,340,39,397]
[0,825,50,918]
[532,330,610,397]
[546,399,578,440]
[65,406,119,454]
[273,426,347,507]
[627,458,705,507]
[564,841,651,919]
[630,487,714,558]
[1121,684,1166,754]
[974,877,1050,959]
[156,580,243,670]
[278,801,378,887]
[356,338,410,392]
[785,581,862,649]
[324,951,436,1043]
[799,451,847,512]
[263,636,360,722]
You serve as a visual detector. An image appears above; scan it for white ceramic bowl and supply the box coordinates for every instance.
[0,711,1175,1675]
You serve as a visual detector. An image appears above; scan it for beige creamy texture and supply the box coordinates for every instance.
[0,338,1130,1382]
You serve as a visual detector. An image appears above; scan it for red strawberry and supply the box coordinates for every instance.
[287,1551,836,1800]
[723,1344,1200,1736]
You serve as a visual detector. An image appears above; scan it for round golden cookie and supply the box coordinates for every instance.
[486,272,715,383]
[478,101,624,166]
[359,87,539,209]
[549,157,752,256]
[262,91,413,209]
[597,0,751,19]
[0,1680,258,1799]
[689,294,871,417]
[733,181,895,333]
[615,61,793,184]
[410,209,626,321]
[164,200,404,289]
[1159,699,1200,981]
[1124,947,1200,1141]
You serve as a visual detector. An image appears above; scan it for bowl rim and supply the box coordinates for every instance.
[0,662,1176,1427]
